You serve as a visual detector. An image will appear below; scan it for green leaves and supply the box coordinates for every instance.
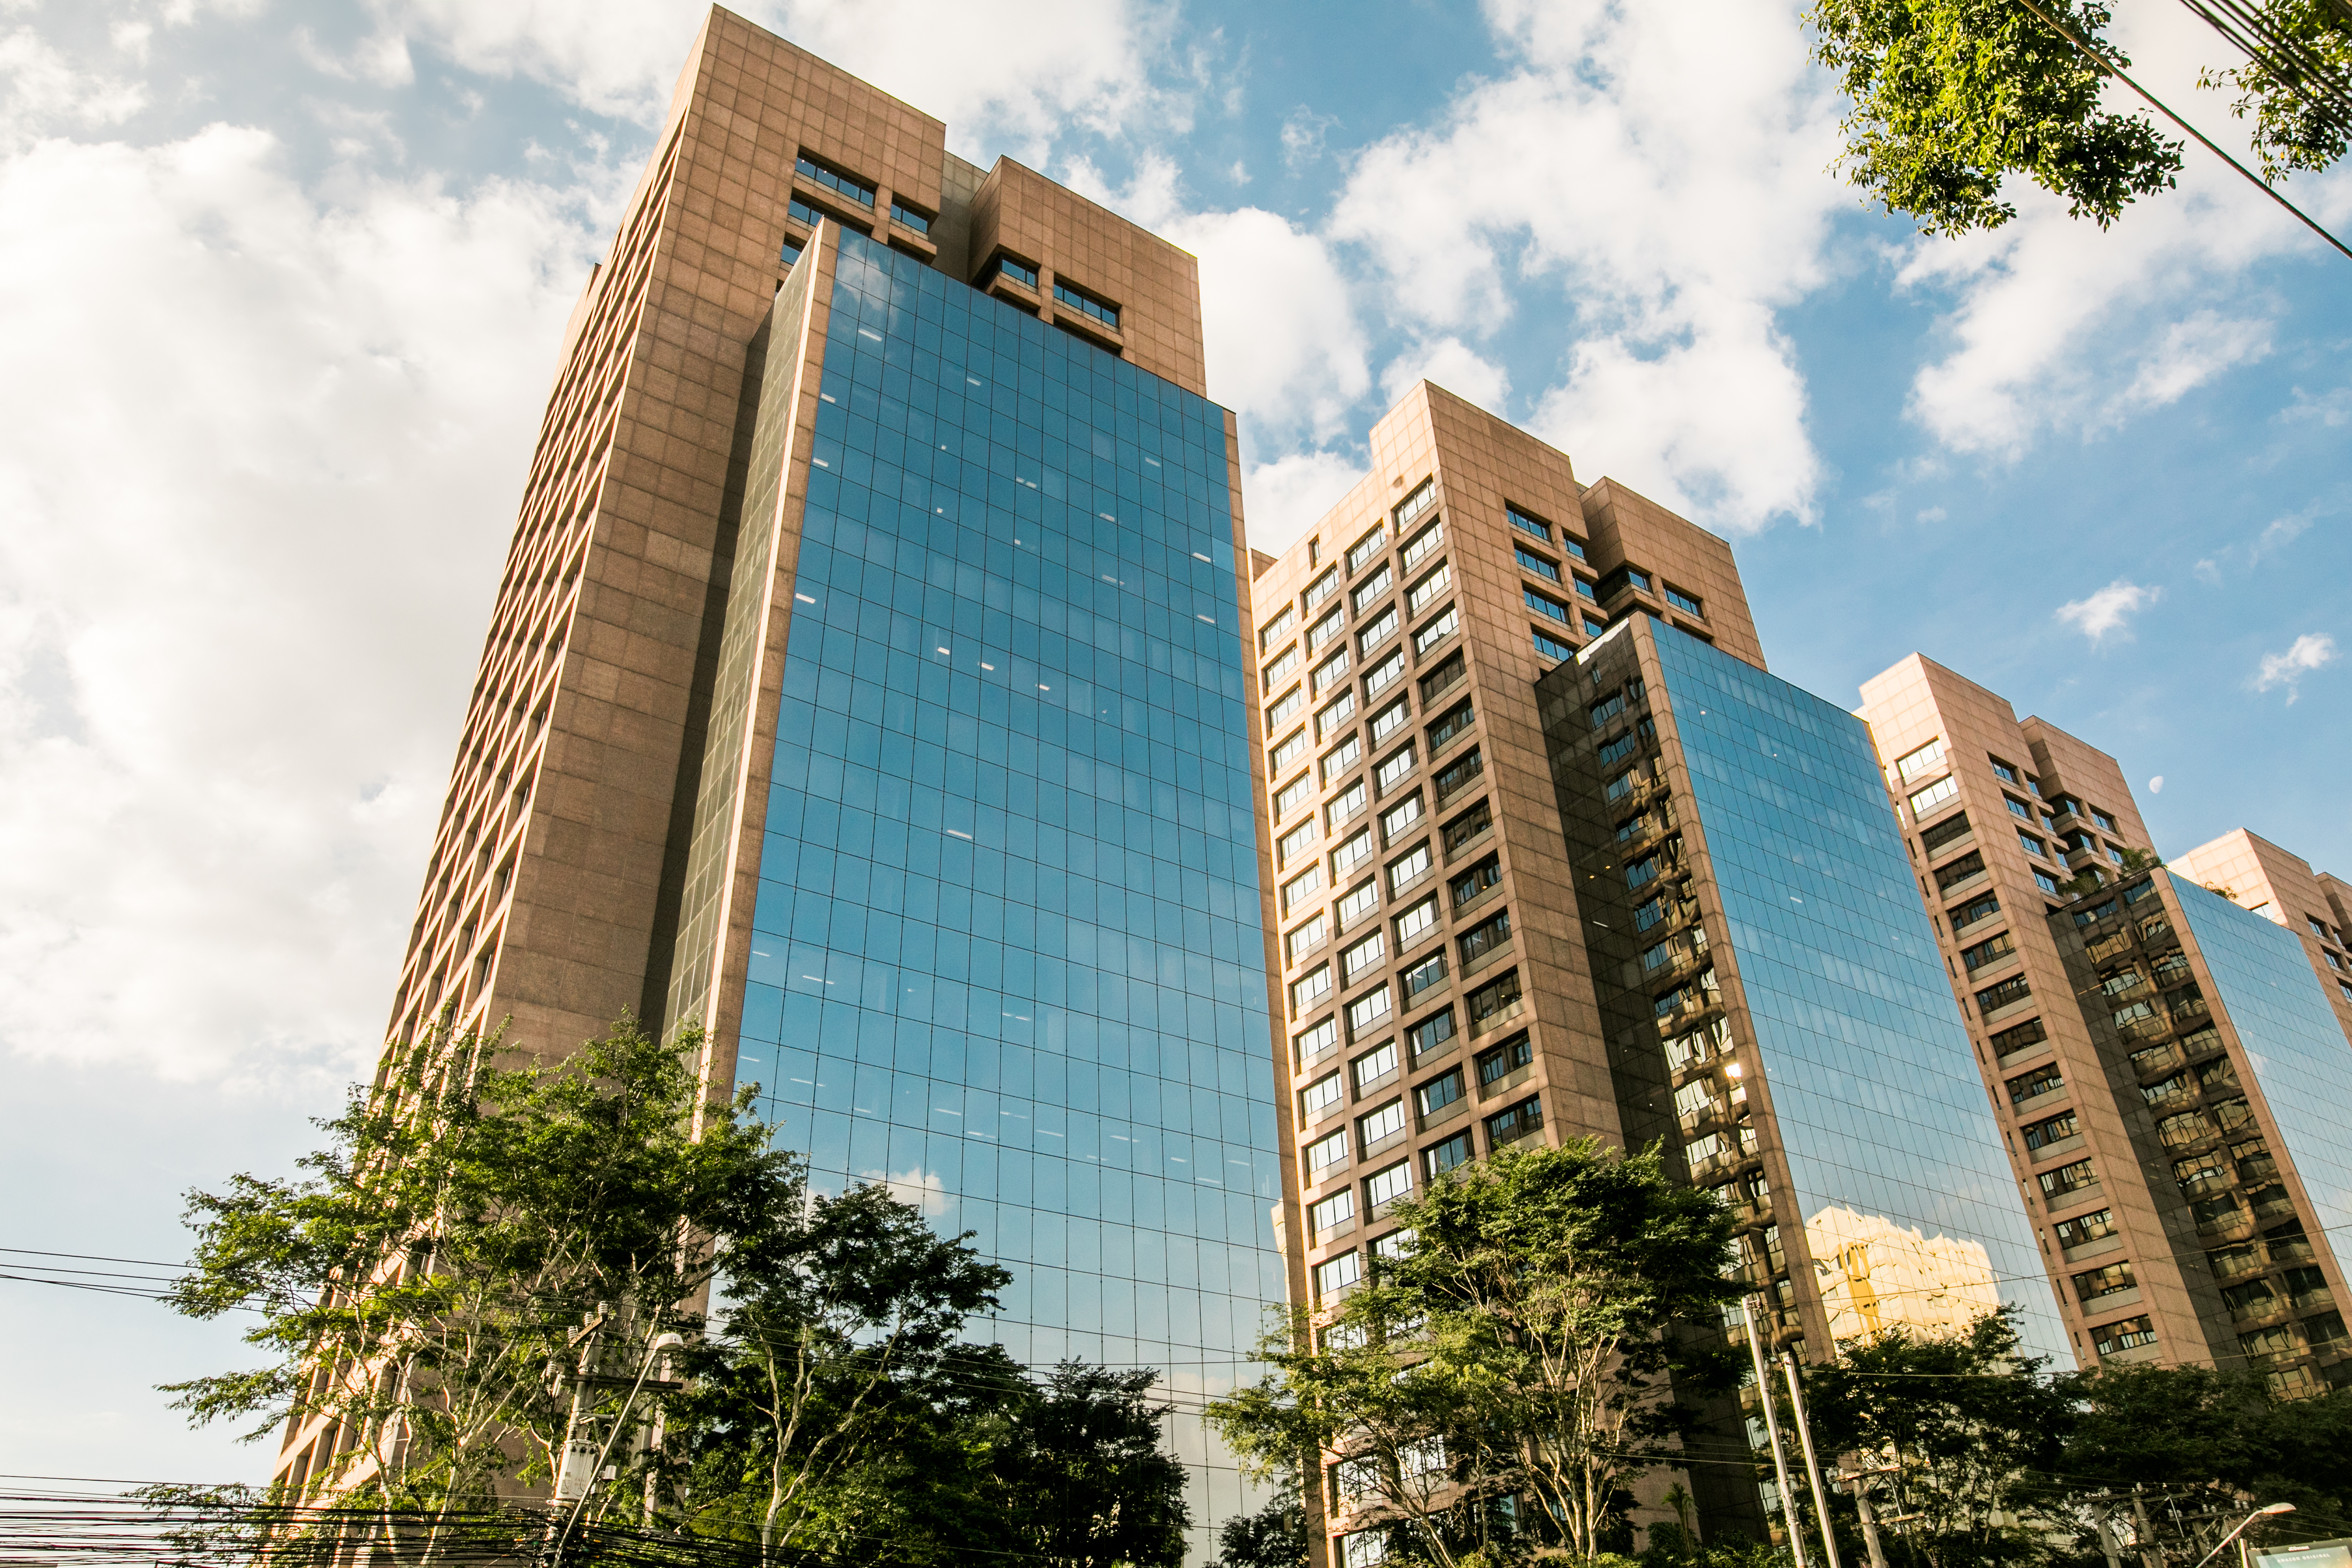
[2200,0,2352,181]
[1808,0,2184,233]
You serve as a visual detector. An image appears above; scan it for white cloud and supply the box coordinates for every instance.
[361,0,1174,153]
[859,1165,954,1218]
[2055,580,2160,642]
[2148,775,2165,795]
[1240,449,1365,559]
[1278,105,1337,171]
[1915,505,1947,524]
[0,26,148,148]
[0,126,605,1081]
[1324,0,1845,532]
[2254,633,2338,701]
[1380,336,1509,416]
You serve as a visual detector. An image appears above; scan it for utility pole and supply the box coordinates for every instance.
[1742,1297,1810,1568]
[2133,1486,2165,1568]
[1840,1464,1890,1568]
[1782,1351,1844,1568]
[2091,1494,2125,1568]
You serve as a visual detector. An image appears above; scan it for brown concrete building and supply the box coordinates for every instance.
[2170,828,2352,1036]
[1253,391,2049,1557]
[299,10,1286,1552]
[1856,661,2352,1393]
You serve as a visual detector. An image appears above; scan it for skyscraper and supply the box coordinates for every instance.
[1249,387,2051,1554]
[1857,659,2352,1393]
[312,10,1284,1549]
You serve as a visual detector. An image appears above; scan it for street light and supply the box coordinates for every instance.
[2191,1502,2294,1568]
[551,1328,688,1567]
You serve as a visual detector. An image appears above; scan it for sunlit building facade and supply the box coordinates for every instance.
[310,11,1285,1553]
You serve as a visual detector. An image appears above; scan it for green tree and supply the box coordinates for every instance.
[164,1014,803,1548]
[1212,1467,1309,1568]
[1210,1141,1743,1563]
[2064,1363,2352,1540]
[1799,1309,2076,1567]
[1807,0,2184,234]
[986,1362,1194,1568]
[2198,0,2352,181]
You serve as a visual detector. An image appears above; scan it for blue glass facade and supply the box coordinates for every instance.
[2170,878,2352,1255]
[1643,625,2067,1362]
[731,232,1283,1534]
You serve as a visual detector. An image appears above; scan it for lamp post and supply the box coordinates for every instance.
[1741,1297,1809,1568]
[550,1326,687,1567]
[2191,1502,2294,1568]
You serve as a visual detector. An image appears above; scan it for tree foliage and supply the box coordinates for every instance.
[166,1014,1193,1568]
[2199,0,2352,181]
[1209,1141,1743,1565]
[1808,0,2184,234]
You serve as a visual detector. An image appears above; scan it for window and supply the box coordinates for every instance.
[1402,519,1445,573]
[1424,1131,1474,1179]
[1278,820,1316,863]
[2093,808,2119,833]
[1333,827,1374,877]
[1388,843,1433,894]
[1442,799,1493,856]
[981,253,1039,288]
[1359,1098,1407,1149]
[2007,1062,2064,1102]
[1377,743,1418,793]
[1597,565,1652,598]
[1582,615,1610,636]
[1468,968,1522,1027]
[1396,478,1438,528]
[1506,503,1552,542]
[1315,1251,1363,1300]
[1896,739,1946,783]
[1989,1018,2047,1057]
[1365,648,1406,698]
[1960,931,2016,971]
[1908,776,1960,819]
[1459,909,1512,965]
[2004,796,2032,820]
[1395,896,1440,948]
[2023,1109,2080,1152]
[1435,745,1484,805]
[1314,649,1352,694]
[2034,868,2062,896]
[1366,1160,1413,1210]
[1305,1128,1348,1175]
[2074,1261,2136,1302]
[1933,849,1986,892]
[1358,605,1400,654]
[1408,1007,1457,1060]
[1920,812,1972,853]
[1338,879,1379,928]
[1428,700,1476,751]
[1953,891,2001,928]
[1370,699,1412,748]
[1407,563,1452,616]
[2026,775,2044,797]
[2037,1157,2096,1199]
[1990,758,2018,784]
[1317,690,1358,740]
[1309,607,1346,651]
[888,199,931,234]
[1263,645,1301,689]
[1353,1040,1400,1092]
[1347,525,1387,573]
[1343,930,1387,983]
[2093,1316,2156,1359]
[1051,280,1119,329]
[1323,734,1364,783]
[1266,685,1305,730]
[1348,985,1393,1035]
[1477,1033,1534,1086]
[1351,563,1393,612]
[2019,832,2049,859]
[1976,974,2031,1013]
[1416,1070,1465,1120]
[1286,916,1328,963]
[1526,588,1572,624]
[1401,950,1448,999]
[1327,780,1368,829]
[1309,1189,1355,1234]
[1664,584,1703,616]
[2054,1208,2115,1250]
[1292,965,1333,1012]
[1573,576,1598,602]
[1533,627,1576,663]
[1514,545,1563,584]
[1295,1016,1338,1064]
[796,152,875,206]
[1301,1071,1344,1122]
[1274,774,1312,821]
[1451,856,1503,908]
[1281,866,1323,912]
[1380,793,1424,842]
[781,232,807,269]
[1485,1096,1543,1147]
[1260,607,1297,652]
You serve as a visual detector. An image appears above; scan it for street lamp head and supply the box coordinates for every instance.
[651,1331,685,1352]
[2257,1503,2296,1517]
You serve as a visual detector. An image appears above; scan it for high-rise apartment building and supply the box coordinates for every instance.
[1249,389,2050,1555]
[2170,828,2352,1032]
[305,11,1283,1548]
[1856,660,2352,1393]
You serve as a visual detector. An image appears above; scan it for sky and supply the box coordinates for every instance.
[1,0,2347,1487]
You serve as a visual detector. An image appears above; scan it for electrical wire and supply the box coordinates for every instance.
[2174,0,2352,128]
[2013,0,2352,260]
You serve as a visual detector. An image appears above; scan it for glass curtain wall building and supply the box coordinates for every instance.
[317,12,1285,1553]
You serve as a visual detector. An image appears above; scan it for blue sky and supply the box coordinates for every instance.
[0,0,2345,1484]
